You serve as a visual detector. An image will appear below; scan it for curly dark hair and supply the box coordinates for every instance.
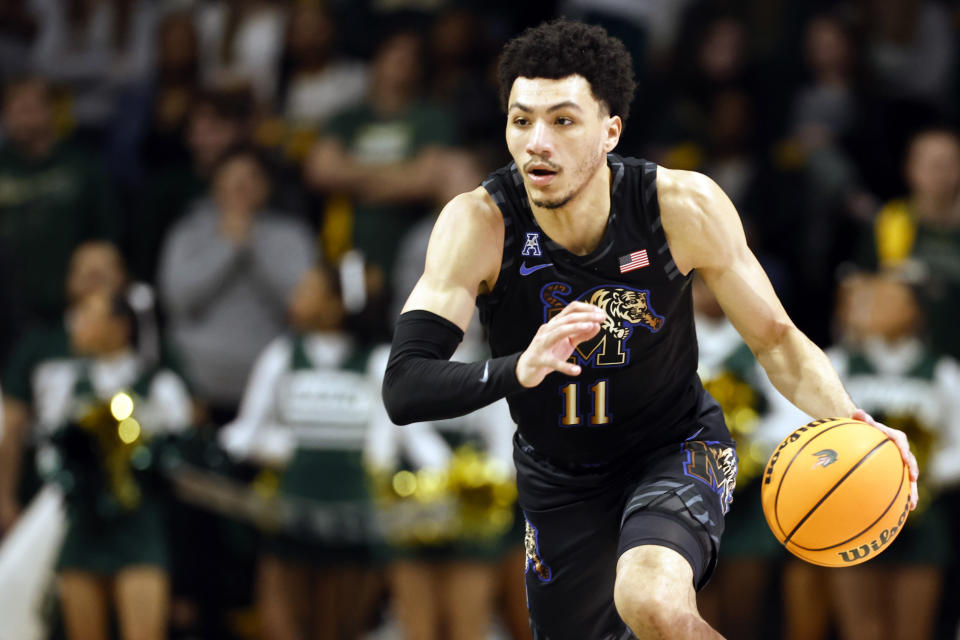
[497,18,636,123]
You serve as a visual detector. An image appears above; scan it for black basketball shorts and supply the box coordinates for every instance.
[515,393,737,640]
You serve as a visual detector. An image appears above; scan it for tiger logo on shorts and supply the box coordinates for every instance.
[682,441,738,514]
[524,516,552,582]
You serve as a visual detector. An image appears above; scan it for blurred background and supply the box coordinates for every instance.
[1,0,960,639]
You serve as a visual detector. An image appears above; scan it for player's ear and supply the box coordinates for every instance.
[603,115,622,152]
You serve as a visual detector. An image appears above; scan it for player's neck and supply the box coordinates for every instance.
[530,163,611,256]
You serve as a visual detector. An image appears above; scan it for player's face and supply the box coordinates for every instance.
[506,75,621,210]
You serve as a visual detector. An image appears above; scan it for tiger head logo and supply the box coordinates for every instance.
[540,282,664,367]
[587,287,664,339]
[524,518,552,582]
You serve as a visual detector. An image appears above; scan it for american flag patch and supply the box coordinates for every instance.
[618,250,649,273]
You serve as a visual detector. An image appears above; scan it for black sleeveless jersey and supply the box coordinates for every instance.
[477,154,703,465]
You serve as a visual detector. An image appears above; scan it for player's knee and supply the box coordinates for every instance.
[614,547,701,639]
[614,577,680,638]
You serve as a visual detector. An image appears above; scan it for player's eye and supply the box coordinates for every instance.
[512,117,529,127]
[556,117,574,126]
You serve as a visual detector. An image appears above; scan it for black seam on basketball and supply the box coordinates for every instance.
[783,438,891,545]
[772,421,864,540]
[791,444,905,552]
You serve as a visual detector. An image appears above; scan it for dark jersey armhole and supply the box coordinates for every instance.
[477,177,517,311]
[644,162,690,284]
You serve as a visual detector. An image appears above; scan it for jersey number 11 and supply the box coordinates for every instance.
[560,380,611,426]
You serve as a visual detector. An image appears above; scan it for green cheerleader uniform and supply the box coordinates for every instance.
[55,366,170,574]
[265,335,379,566]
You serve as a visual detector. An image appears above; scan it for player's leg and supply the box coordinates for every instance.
[614,402,737,640]
[614,545,722,639]
[258,555,309,640]
[441,560,498,640]
[59,571,110,640]
[389,559,439,640]
[113,565,170,640]
[515,438,628,640]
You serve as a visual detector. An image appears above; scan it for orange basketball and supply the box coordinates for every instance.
[760,418,911,567]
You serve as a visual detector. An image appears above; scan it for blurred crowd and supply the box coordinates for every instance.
[1,0,960,639]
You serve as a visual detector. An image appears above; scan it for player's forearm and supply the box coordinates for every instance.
[381,310,523,425]
[755,328,857,420]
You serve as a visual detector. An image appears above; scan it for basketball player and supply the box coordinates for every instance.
[381,19,918,640]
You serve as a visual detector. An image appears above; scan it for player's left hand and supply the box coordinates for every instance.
[853,409,919,510]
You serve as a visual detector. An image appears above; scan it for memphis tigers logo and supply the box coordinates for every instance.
[682,441,738,514]
[524,515,552,582]
[540,282,664,367]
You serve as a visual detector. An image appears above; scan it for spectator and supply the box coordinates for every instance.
[863,0,957,110]
[0,240,143,536]
[276,2,368,131]
[790,13,861,154]
[305,29,459,338]
[863,128,960,360]
[424,9,501,158]
[0,77,121,330]
[195,0,287,107]
[783,271,960,640]
[139,9,202,174]
[158,145,315,425]
[30,0,158,146]
[43,290,191,640]
[221,264,384,640]
[132,87,253,284]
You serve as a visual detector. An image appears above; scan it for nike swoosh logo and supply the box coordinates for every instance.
[479,360,490,383]
[519,262,553,276]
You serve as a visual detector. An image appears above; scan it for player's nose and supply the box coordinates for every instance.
[525,120,553,158]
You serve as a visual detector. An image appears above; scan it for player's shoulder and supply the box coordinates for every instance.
[655,167,722,213]
[436,186,504,239]
[655,168,739,273]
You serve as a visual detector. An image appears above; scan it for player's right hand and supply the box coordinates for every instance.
[516,302,606,388]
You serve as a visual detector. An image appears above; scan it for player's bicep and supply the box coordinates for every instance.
[680,175,794,353]
[401,190,501,331]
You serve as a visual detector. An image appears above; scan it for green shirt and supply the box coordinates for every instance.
[325,101,455,277]
[0,141,120,322]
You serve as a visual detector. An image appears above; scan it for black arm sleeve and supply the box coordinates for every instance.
[382,310,524,425]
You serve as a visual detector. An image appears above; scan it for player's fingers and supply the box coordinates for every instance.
[547,311,606,326]
[907,450,919,482]
[556,301,605,319]
[543,320,601,345]
[886,429,918,480]
[859,411,918,480]
[545,356,580,376]
[909,481,918,511]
